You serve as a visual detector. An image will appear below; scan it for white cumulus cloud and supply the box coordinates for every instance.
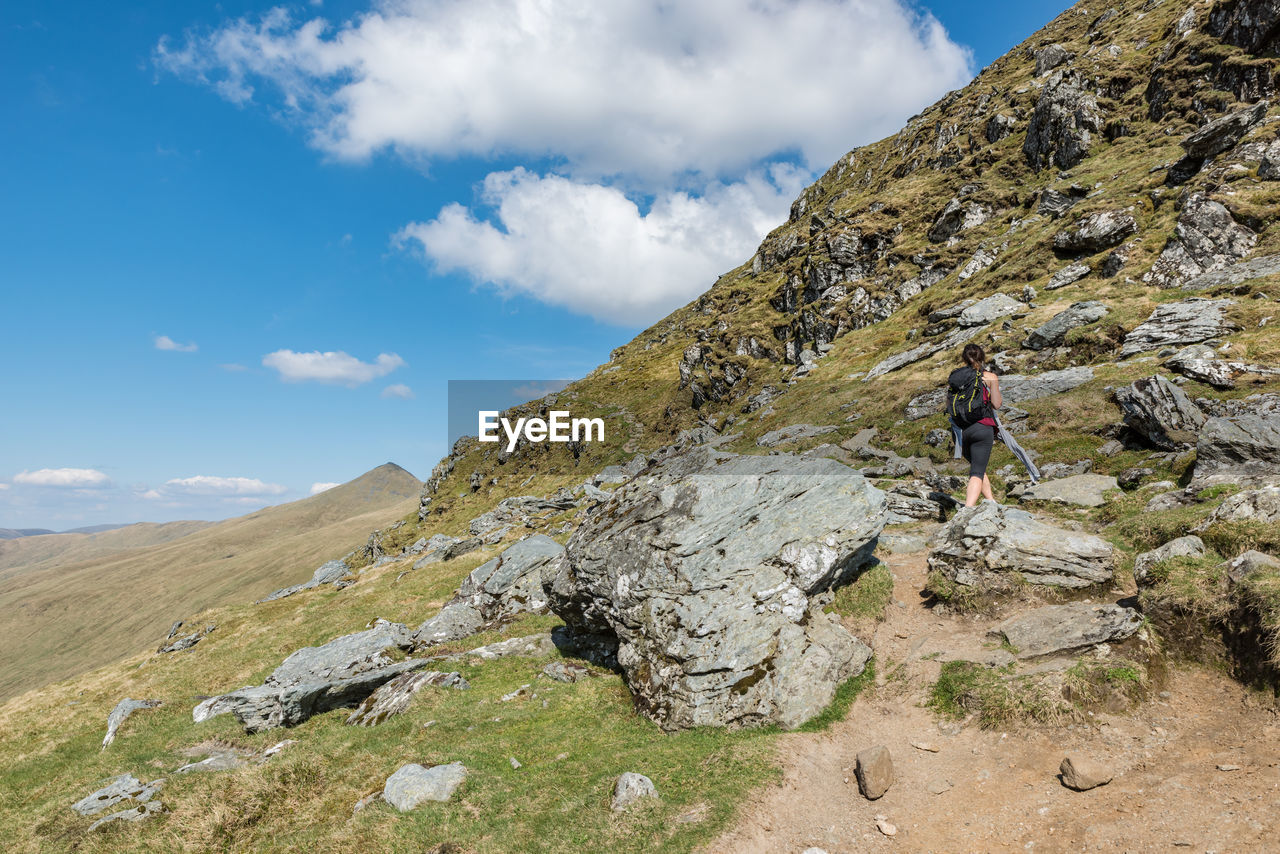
[13,468,112,488]
[381,383,414,400]
[310,481,340,494]
[262,349,405,385]
[155,0,971,181]
[397,166,809,325]
[155,334,198,352]
[160,475,289,496]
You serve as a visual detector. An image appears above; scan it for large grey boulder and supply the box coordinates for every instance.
[1038,189,1081,219]
[102,698,161,748]
[1113,375,1206,450]
[928,503,1116,594]
[1196,486,1280,529]
[383,763,467,811]
[1224,551,1280,585]
[1181,101,1269,160]
[1023,301,1109,350]
[904,367,1094,420]
[1194,415,1280,486]
[1133,535,1206,584]
[1021,474,1118,507]
[958,293,1025,327]
[926,198,989,243]
[193,619,425,733]
[1024,70,1102,171]
[72,774,164,817]
[468,495,575,538]
[990,603,1142,659]
[545,447,885,731]
[1119,298,1237,357]
[884,481,958,524]
[411,534,564,647]
[1144,196,1257,289]
[1052,211,1138,254]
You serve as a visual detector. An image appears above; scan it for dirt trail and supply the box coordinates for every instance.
[706,547,1280,854]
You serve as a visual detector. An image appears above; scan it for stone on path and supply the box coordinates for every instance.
[1060,755,1113,791]
[928,503,1116,594]
[1020,474,1118,507]
[102,698,161,748]
[611,772,659,811]
[990,603,1142,659]
[855,746,894,800]
[382,762,467,811]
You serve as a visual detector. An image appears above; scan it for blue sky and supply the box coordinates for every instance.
[1,0,1071,528]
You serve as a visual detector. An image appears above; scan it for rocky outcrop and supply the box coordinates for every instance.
[1207,1,1280,55]
[1133,536,1206,584]
[958,293,1024,327]
[756,423,839,447]
[1052,211,1137,254]
[412,535,564,647]
[1119,298,1237,357]
[1194,415,1280,486]
[928,503,1116,595]
[864,324,984,381]
[102,698,160,748]
[1023,301,1109,350]
[1046,262,1091,290]
[468,495,575,539]
[72,774,164,817]
[345,670,469,727]
[412,533,482,568]
[1038,188,1082,219]
[1163,344,1280,389]
[1114,375,1206,450]
[904,367,1094,420]
[1181,254,1280,292]
[1143,196,1257,288]
[1180,101,1269,160]
[258,559,350,603]
[990,603,1142,659]
[545,447,885,731]
[1024,70,1102,171]
[1196,486,1280,528]
[1033,44,1072,76]
[158,622,215,653]
[927,198,989,243]
[193,619,425,733]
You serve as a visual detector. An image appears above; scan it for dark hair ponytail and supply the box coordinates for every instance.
[962,343,985,370]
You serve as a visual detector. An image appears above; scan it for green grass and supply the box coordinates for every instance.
[825,563,894,621]
[925,661,1068,729]
[793,661,876,734]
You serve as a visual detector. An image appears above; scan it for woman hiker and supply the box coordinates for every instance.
[946,343,1040,506]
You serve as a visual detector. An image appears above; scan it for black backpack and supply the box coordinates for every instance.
[946,366,991,427]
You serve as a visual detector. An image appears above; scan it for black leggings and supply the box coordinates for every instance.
[961,423,995,479]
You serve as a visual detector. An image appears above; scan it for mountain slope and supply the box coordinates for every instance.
[0,463,421,702]
[0,520,215,579]
[2,2,1280,851]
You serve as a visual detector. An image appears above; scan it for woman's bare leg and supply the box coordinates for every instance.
[981,474,996,502]
[965,475,984,507]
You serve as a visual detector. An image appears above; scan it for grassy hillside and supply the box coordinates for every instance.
[0,521,215,579]
[0,463,421,703]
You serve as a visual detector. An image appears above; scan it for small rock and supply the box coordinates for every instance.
[510,757,522,769]
[542,660,592,683]
[1060,755,1113,791]
[174,751,246,775]
[876,817,898,837]
[72,774,165,817]
[911,741,941,753]
[611,772,659,811]
[382,762,467,811]
[855,746,894,800]
[352,791,382,815]
[102,698,161,748]
[927,777,954,795]
[1217,764,1241,772]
